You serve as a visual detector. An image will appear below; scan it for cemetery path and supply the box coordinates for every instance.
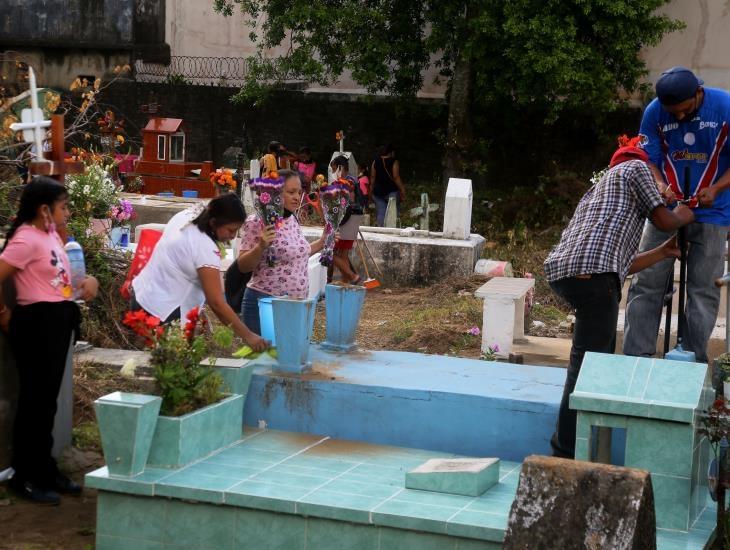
[1,478,97,549]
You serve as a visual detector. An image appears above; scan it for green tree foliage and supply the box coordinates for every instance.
[214,0,682,177]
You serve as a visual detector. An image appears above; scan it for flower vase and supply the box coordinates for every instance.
[321,283,366,352]
[109,225,131,248]
[94,392,161,477]
[271,297,316,374]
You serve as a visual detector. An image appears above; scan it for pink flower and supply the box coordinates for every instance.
[259,192,271,205]
[340,198,347,206]
[467,326,481,336]
[490,344,500,353]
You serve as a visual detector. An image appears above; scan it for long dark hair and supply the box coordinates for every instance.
[191,193,246,241]
[2,176,68,252]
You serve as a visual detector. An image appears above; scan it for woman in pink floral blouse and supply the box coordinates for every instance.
[237,169,326,333]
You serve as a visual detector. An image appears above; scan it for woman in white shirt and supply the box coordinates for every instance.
[132,193,267,351]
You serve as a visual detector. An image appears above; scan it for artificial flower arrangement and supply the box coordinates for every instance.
[318,177,352,266]
[122,307,231,416]
[109,198,136,227]
[251,171,286,266]
[210,168,236,193]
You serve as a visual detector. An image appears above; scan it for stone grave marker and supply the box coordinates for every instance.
[504,455,656,550]
[442,177,473,240]
[408,192,439,230]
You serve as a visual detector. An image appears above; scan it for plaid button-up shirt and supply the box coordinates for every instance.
[544,160,664,283]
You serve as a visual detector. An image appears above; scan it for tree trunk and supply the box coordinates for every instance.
[442,52,473,185]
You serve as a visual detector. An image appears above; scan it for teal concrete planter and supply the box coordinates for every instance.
[95,392,162,477]
[321,284,366,352]
[146,394,244,469]
[272,297,316,374]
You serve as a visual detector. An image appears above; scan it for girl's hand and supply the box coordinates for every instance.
[258,225,276,250]
[78,276,99,301]
[245,333,269,353]
[0,307,11,333]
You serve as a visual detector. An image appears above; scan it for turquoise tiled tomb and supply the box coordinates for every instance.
[571,352,714,532]
[86,429,715,549]
[88,349,716,549]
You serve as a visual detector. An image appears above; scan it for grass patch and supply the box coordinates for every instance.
[72,421,101,452]
[531,303,567,323]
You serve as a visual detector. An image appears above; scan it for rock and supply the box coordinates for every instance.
[532,320,546,329]
[457,289,472,297]
[559,321,571,330]
[504,455,656,550]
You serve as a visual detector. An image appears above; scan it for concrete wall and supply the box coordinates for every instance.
[642,0,730,91]
[102,81,446,185]
[165,0,730,98]
[164,0,445,98]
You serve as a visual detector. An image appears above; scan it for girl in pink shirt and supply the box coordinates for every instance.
[237,170,327,334]
[0,177,98,505]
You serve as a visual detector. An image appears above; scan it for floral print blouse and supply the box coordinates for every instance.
[239,214,310,299]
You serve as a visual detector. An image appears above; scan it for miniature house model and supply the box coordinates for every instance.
[571,352,713,531]
[133,117,214,197]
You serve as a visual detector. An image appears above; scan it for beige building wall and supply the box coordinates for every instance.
[642,0,730,91]
[164,0,446,98]
[162,0,730,98]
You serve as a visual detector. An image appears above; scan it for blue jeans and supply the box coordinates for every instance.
[373,192,399,226]
[623,221,728,363]
[240,287,270,335]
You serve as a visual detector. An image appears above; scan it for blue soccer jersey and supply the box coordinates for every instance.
[639,87,730,225]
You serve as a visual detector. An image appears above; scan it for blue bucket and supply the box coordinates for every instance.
[157,192,174,197]
[182,190,198,198]
[258,297,276,345]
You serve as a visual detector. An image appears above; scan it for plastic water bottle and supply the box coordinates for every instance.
[64,237,86,300]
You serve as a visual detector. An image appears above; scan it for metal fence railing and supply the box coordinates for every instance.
[134,56,248,86]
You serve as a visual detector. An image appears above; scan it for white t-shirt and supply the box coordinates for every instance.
[132,209,221,321]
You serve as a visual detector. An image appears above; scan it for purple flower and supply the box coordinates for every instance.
[467,326,481,336]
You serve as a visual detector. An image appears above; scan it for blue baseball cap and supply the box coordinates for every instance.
[655,66,704,105]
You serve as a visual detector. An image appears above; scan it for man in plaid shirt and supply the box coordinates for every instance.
[544,140,694,459]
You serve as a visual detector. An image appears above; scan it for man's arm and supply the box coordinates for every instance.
[628,236,679,274]
[697,167,730,207]
[650,202,695,232]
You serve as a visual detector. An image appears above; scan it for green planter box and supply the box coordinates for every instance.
[146,394,244,469]
[95,392,162,477]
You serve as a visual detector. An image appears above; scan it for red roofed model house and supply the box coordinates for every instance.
[132,117,215,197]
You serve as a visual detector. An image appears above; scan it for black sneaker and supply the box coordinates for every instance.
[8,477,61,506]
[53,473,82,495]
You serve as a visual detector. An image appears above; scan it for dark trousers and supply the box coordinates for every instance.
[10,301,79,487]
[549,273,621,458]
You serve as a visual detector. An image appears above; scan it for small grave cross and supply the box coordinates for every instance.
[408,192,439,231]
[9,66,83,183]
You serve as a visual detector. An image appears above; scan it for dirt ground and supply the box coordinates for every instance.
[0,275,568,549]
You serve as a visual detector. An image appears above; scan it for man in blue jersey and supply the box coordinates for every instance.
[623,67,730,363]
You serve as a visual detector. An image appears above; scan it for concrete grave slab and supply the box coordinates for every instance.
[405,457,500,496]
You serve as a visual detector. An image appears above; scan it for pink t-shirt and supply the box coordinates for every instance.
[239,215,310,299]
[358,175,369,197]
[0,224,73,305]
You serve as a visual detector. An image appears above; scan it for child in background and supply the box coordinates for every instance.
[294,147,316,193]
[357,163,370,209]
[0,177,99,505]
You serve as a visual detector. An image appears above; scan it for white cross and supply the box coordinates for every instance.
[9,67,51,162]
[338,130,344,153]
